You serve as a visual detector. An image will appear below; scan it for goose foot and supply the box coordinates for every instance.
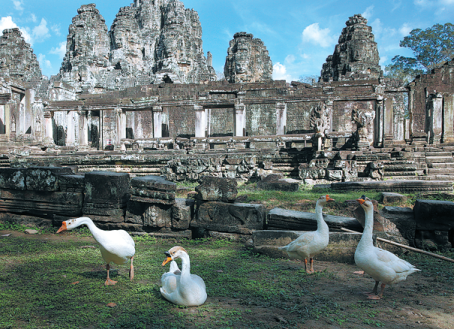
[363,281,380,295]
[105,278,118,286]
[366,294,381,300]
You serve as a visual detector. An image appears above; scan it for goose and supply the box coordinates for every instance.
[160,246,207,306]
[279,195,335,273]
[355,196,420,299]
[56,217,135,286]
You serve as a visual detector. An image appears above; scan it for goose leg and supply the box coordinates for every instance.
[309,258,315,274]
[129,256,134,281]
[105,263,117,286]
[367,283,385,300]
[364,280,379,296]
[304,258,308,273]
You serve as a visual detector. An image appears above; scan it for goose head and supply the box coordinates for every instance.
[162,246,188,266]
[356,195,374,211]
[316,194,335,206]
[56,217,88,233]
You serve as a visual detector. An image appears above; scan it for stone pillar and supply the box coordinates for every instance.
[153,106,163,138]
[44,111,54,144]
[428,93,443,144]
[78,110,88,147]
[442,94,454,144]
[66,111,76,147]
[234,103,246,137]
[275,102,287,135]
[404,117,410,142]
[116,107,126,147]
[383,98,393,147]
[194,104,206,138]
[24,89,35,136]
[375,99,384,147]
[0,105,5,135]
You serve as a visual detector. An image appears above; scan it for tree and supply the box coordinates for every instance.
[385,23,454,82]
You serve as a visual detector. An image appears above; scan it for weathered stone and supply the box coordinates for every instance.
[415,230,451,251]
[321,14,381,82]
[195,176,238,202]
[82,203,126,218]
[380,206,415,245]
[142,204,172,228]
[172,198,194,230]
[379,192,407,205]
[58,174,85,192]
[414,199,454,230]
[224,32,273,83]
[352,199,402,236]
[257,177,299,192]
[330,180,453,193]
[208,231,251,243]
[25,167,73,192]
[0,169,26,190]
[84,171,130,206]
[0,212,52,228]
[267,208,363,232]
[129,175,176,202]
[192,202,266,234]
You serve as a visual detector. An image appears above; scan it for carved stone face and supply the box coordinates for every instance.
[233,41,250,74]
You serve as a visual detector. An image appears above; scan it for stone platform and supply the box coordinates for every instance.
[319,180,453,193]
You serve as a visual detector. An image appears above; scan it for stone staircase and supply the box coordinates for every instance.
[425,150,454,180]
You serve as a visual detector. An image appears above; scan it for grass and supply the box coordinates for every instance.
[1,232,453,329]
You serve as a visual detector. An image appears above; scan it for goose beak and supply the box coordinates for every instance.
[162,257,172,266]
[56,221,67,234]
[326,195,335,202]
[356,198,365,205]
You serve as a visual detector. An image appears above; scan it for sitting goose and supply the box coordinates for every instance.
[279,195,335,273]
[355,195,420,299]
[161,246,207,306]
[56,217,135,285]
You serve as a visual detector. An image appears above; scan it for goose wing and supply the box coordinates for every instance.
[284,232,316,252]
[374,247,415,273]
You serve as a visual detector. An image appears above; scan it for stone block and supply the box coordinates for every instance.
[415,230,451,251]
[143,204,172,228]
[58,174,85,192]
[0,168,26,190]
[130,175,176,193]
[84,171,130,206]
[25,167,73,192]
[172,198,194,230]
[331,180,453,193]
[380,192,407,205]
[380,207,415,245]
[192,202,266,234]
[327,170,343,181]
[257,178,299,192]
[82,203,126,218]
[267,208,363,232]
[414,199,454,230]
[195,176,238,202]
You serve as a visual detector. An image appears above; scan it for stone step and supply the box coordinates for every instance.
[428,168,454,174]
[430,162,454,168]
[425,152,453,157]
[426,174,454,181]
[426,156,454,163]
[384,170,425,177]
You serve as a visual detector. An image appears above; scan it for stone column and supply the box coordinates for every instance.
[375,99,384,147]
[78,110,89,147]
[234,103,246,137]
[383,97,393,147]
[66,111,76,147]
[153,106,163,138]
[442,94,454,144]
[24,89,35,136]
[116,107,126,147]
[275,102,287,136]
[428,93,443,144]
[0,105,5,135]
[194,104,206,138]
[44,111,54,144]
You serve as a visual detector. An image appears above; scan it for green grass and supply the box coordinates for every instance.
[1,232,453,329]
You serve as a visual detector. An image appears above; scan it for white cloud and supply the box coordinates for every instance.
[399,23,413,36]
[50,41,67,59]
[0,16,31,43]
[32,18,50,42]
[414,0,430,6]
[302,23,335,48]
[51,24,61,36]
[371,18,383,38]
[273,62,293,82]
[13,0,23,12]
[38,54,52,70]
[362,5,374,20]
[30,14,37,23]
[379,56,388,66]
[285,54,295,64]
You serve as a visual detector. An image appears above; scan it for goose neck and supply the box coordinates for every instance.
[179,252,191,277]
[359,207,374,246]
[315,201,329,233]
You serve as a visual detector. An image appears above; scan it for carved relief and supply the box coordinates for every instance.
[352,107,375,148]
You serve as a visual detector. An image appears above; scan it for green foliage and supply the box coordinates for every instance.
[385,23,454,82]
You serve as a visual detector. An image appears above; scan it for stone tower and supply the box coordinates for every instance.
[321,14,381,82]
[224,32,273,83]
[0,28,42,84]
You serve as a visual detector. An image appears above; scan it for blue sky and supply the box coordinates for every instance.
[1,0,453,81]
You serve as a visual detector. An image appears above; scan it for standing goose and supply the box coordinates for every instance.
[279,195,335,273]
[355,196,420,299]
[56,217,135,285]
[161,246,207,306]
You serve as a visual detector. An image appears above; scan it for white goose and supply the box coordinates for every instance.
[279,195,335,273]
[355,196,420,299]
[56,217,135,285]
[160,246,207,307]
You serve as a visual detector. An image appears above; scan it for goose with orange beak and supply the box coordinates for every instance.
[56,217,135,286]
[160,246,207,306]
[355,195,420,299]
[279,195,335,273]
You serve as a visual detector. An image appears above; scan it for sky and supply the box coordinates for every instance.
[1,0,453,82]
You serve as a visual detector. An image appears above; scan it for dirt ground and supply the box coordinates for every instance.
[1,230,453,328]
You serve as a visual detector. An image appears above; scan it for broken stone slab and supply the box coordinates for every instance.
[257,178,300,192]
[82,203,126,219]
[195,176,238,202]
[380,192,407,205]
[0,168,26,190]
[172,198,194,230]
[415,230,452,251]
[267,208,363,232]
[130,175,176,202]
[84,171,130,206]
[126,201,172,228]
[58,174,85,192]
[192,202,266,234]
[0,190,83,217]
[0,167,73,191]
[380,207,415,245]
[414,199,454,230]
[329,180,453,193]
